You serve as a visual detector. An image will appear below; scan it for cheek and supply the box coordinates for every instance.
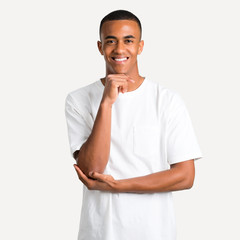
[129,45,140,55]
[103,49,114,59]
[103,55,110,63]
[131,49,140,58]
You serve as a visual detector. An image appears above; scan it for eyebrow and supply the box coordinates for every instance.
[105,35,136,40]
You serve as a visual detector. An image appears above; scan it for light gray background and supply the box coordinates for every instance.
[1,0,239,239]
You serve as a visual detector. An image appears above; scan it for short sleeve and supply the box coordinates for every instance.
[65,94,92,157]
[167,94,203,165]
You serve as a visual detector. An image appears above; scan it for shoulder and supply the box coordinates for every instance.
[145,78,185,106]
[65,80,102,106]
[67,80,101,100]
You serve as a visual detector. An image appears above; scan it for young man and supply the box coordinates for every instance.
[65,10,202,240]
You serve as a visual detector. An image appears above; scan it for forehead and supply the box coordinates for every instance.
[100,20,140,39]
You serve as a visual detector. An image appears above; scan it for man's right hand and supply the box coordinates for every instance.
[101,74,135,106]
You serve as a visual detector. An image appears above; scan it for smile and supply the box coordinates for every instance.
[111,57,129,63]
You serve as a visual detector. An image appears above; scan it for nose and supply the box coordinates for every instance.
[114,41,125,54]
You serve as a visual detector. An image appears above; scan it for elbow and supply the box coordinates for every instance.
[181,161,195,190]
[77,155,105,177]
[83,156,106,175]
[184,175,195,190]
[76,142,108,176]
[76,146,107,177]
[185,180,194,190]
[85,167,105,179]
[178,168,195,190]
[86,165,105,176]
[171,159,195,190]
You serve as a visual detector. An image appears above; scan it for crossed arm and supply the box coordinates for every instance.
[73,159,195,194]
[73,87,195,194]
[74,75,195,193]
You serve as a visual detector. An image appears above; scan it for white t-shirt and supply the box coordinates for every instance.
[65,77,203,240]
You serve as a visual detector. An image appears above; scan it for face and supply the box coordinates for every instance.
[98,20,144,75]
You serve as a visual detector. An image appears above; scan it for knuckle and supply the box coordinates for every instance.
[112,82,118,87]
[107,75,114,80]
[87,184,93,190]
[87,181,94,189]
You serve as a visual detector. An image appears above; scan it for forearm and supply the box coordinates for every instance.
[116,162,194,193]
[77,100,112,177]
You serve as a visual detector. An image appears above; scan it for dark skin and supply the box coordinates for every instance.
[74,19,195,193]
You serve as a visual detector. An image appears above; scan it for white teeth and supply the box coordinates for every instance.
[114,58,127,61]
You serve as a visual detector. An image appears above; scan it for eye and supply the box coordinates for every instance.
[106,40,116,44]
[125,39,133,43]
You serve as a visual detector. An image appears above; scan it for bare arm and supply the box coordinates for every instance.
[73,159,195,193]
[75,74,135,178]
[74,101,112,177]
[116,159,195,193]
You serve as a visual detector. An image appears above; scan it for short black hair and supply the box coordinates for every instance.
[99,10,142,40]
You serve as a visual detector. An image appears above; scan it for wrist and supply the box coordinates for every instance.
[114,179,128,193]
[100,99,113,109]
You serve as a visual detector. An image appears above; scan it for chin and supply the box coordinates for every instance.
[107,66,129,75]
[113,68,128,74]
[115,70,127,74]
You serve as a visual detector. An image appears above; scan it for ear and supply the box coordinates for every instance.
[137,40,144,55]
[97,41,104,55]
